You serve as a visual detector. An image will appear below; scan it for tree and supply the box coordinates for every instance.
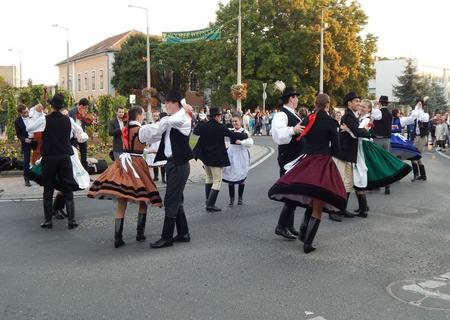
[426,80,448,113]
[393,59,421,106]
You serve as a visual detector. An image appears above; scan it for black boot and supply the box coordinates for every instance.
[66,200,78,229]
[53,193,66,220]
[114,218,125,248]
[153,168,159,181]
[228,184,235,206]
[356,194,368,218]
[411,162,419,181]
[150,216,175,248]
[161,168,166,184]
[205,183,213,205]
[303,217,321,254]
[136,213,147,242]
[275,205,297,240]
[173,207,190,243]
[328,212,342,222]
[206,189,222,212]
[384,185,391,195]
[287,210,299,236]
[299,207,312,243]
[24,177,31,187]
[40,198,53,229]
[340,192,356,218]
[418,164,427,181]
[237,184,244,205]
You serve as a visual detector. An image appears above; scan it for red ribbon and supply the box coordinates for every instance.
[296,113,316,141]
[121,127,129,150]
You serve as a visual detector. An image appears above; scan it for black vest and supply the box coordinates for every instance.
[278,107,301,158]
[155,128,193,165]
[42,112,73,157]
[372,108,392,138]
[415,120,430,138]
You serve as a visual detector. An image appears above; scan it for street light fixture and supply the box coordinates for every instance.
[128,4,150,89]
[8,48,22,87]
[53,24,70,93]
[319,9,329,94]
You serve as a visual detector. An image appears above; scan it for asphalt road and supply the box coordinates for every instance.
[1,136,449,320]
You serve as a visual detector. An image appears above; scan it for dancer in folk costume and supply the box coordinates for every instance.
[88,106,163,248]
[145,112,167,183]
[222,113,254,206]
[350,100,411,218]
[390,109,422,161]
[269,94,347,253]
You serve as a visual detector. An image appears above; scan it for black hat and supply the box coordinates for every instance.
[281,86,300,99]
[379,95,389,104]
[166,90,183,103]
[343,92,360,106]
[47,93,65,109]
[209,107,222,117]
[416,97,425,105]
[78,98,89,106]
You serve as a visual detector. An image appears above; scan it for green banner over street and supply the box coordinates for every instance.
[162,27,221,44]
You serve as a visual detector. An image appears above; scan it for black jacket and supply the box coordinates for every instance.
[108,118,124,153]
[14,117,29,150]
[301,110,339,156]
[193,120,248,167]
[335,108,368,163]
[42,112,73,157]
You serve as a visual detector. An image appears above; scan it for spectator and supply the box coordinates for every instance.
[435,117,449,151]
[14,103,32,187]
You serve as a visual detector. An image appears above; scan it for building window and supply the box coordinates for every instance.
[99,69,104,90]
[61,76,65,89]
[77,74,81,92]
[84,72,88,91]
[91,71,96,90]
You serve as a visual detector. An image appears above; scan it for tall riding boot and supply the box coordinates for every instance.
[303,217,321,254]
[299,207,312,243]
[340,192,356,218]
[356,194,368,218]
[354,192,370,213]
[205,183,213,205]
[411,162,419,181]
[237,184,245,205]
[150,216,175,248]
[275,205,297,240]
[173,206,190,243]
[287,210,298,236]
[206,189,222,212]
[228,184,235,206]
[66,200,78,229]
[161,167,166,184]
[418,164,427,181]
[53,193,66,220]
[40,198,53,229]
[136,213,147,242]
[114,218,125,248]
[384,185,391,195]
[153,167,159,181]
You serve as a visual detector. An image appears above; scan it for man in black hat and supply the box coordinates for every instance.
[39,93,78,229]
[410,98,430,181]
[193,107,248,212]
[69,98,90,169]
[371,95,393,194]
[271,86,305,239]
[332,92,369,221]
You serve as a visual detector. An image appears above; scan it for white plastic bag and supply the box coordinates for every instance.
[71,147,90,189]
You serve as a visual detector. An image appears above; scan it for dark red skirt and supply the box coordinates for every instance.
[268,154,346,211]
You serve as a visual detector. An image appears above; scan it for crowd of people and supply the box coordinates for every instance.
[11,84,435,254]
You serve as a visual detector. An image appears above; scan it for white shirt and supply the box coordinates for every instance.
[29,105,45,120]
[271,105,300,145]
[118,117,124,130]
[26,114,86,143]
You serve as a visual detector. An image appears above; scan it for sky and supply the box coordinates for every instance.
[1,0,449,85]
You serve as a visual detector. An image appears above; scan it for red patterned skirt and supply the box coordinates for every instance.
[88,154,162,207]
[268,154,346,211]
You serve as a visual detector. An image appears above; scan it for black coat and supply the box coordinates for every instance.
[193,120,248,167]
[301,110,339,156]
[14,117,29,151]
[108,118,123,152]
[335,108,368,163]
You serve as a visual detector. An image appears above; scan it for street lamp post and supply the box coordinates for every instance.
[262,82,267,113]
[319,9,324,94]
[8,49,22,87]
[236,0,242,113]
[128,4,150,89]
[53,24,70,93]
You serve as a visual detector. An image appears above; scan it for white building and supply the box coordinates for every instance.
[369,58,450,102]
[0,65,20,87]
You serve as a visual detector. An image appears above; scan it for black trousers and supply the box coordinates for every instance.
[41,155,74,202]
[21,143,31,180]
[277,153,298,227]
[164,160,190,218]
[71,139,88,170]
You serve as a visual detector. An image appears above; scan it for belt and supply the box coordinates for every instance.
[374,136,389,139]
[166,157,174,162]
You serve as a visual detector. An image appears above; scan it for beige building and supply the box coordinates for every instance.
[0,65,20,87]
[56,30,140,102]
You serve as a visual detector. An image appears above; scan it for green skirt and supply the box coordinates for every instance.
[362,140,412,190]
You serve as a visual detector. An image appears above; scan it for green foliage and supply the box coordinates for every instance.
[96,94,128,145]
[4,88,18,142]
[393,59,421,107]
[0,140,20,159]
[426,80,448,113]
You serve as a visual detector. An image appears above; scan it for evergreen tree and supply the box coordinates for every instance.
[426,80,448,113]
[393,59,421,106]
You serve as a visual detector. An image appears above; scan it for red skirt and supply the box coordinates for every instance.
[268,154,346,211]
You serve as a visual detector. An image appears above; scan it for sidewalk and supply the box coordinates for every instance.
[0,144,271,201]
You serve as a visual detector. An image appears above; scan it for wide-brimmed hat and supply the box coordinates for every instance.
[165,90,183,103]
[343,92,360,106]
[47,93,65,109]
[379,95,389,104]
[281,86,300,99]
[209,107,222,117]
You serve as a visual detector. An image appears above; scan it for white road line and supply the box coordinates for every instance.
[249,146,274,170]
[437,150,450,159]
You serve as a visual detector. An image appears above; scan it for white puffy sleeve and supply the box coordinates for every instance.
[70,117,88,143]
[400,116,415,127]
[411,107,430,122]
[371,108,382,121]
[271,112,295,145]
[169,108,192,136]
[139,121,165,144]
[26,116,46,133]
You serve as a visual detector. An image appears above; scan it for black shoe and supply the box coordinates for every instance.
[114,218,125,248]
[411,162,419,181]
[42,198,53,228]
[275,225,297,240]
[287,226,299,236]
[173,233,190,243]
[356,194,369,218]
[341,210,356,218]
[299,208,312,243]
[162,177,166,184]
[237,185,244,205]
[237,198,243,205]
[304,217,321,254]
[136,213,147,242]
[150,238,173,248]
[328,213,342,222]
[229,197,234,206]
[151,216,175,249]
[40,220,53,229]
[357,211,368,218]
[384,186,391,195]
[53,210,66,220]
[25,180,31,187]
[66,200,78,229]
[206,189,222,212]
[418,165,427,181]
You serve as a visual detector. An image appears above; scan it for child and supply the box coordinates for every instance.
[435,117,449,151]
